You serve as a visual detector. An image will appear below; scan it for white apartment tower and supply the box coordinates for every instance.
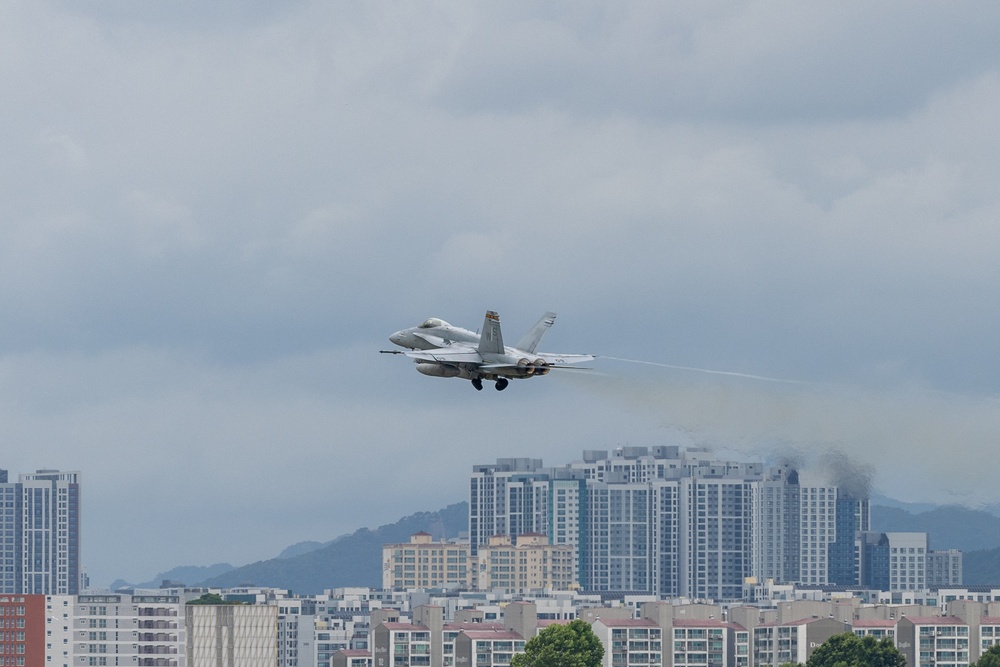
[470,447,870,599]
[72,593,186,667]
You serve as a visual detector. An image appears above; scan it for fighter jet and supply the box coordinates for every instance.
[382,310,593,391]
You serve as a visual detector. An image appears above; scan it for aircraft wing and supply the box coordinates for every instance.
[411,331,450,348]
[402,349,484,364]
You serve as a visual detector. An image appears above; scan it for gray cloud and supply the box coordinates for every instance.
[1,1,999,585]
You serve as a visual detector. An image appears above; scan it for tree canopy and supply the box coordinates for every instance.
[973,643,1000,667]
[510,619,604,667]
[186,592,228,605]
[806,633,905,667]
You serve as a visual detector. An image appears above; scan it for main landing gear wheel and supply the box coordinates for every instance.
[495,378,509,391]
[471,378,483,391]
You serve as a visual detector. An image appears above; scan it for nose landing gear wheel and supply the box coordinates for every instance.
[471,378,483,391]
[495,378,509,391]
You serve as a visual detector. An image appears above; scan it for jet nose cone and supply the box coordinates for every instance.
[389,331,406,347]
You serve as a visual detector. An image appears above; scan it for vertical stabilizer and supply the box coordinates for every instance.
[477,310,505,355]
[514,312,557,353]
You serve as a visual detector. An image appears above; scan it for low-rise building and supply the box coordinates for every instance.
[896,616,970,667]
[454,628,524,667]
[591,618,661,667]
[753,617,850,667]
[332,649,372,667]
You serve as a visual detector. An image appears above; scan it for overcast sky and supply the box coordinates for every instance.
[2,2,999,587]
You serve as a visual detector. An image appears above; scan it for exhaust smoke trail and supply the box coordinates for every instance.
[563,358,1000,506]
[600,356,810,385]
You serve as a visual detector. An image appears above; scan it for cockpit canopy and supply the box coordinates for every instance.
[418,318,449,329]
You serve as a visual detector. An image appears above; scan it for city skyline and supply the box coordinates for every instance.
[2,3,1000,588]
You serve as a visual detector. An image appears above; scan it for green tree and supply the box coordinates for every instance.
[186,592,227,605]
[973,643,1000,667]
[806,633,904,667]
[510,619,603,667]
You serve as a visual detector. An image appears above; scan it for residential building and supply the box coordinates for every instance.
[453,628,524,667]
[0,470,81,595]
[45,595,75,667]
[277,598,316,667]
[0,594,45,667]
[370,622,432,667]
[851,619,897,642]
[590,618,661,667]
[470,447,871,599]
[753,617,851,667]
[668,619,746,667]
[886,533,928,592]
[896,616,970,667]
[928,550,963,588]
[72,593,185,667]
[475,534,573,593]
[185,603,276,667]
[383,534,470,591]
[332,650,372,667]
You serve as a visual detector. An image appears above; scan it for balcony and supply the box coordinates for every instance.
[138,609,177,617]
[138,621,177,630]
[138,647,178,655]
[138,660,177,667]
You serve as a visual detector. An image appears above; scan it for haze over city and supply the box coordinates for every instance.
[1,2,999,588]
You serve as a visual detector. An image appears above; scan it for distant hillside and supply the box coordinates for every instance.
[962,548,1000,585]
[871,505,1000,552]
[111,500,1000,595]
[197,502,468,594]
[111,562,236,591]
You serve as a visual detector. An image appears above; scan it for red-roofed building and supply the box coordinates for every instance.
[382,534,471,590]
[753,617,850,667]
[474,534,574,593]
[851,619,898,642]
[454,628,525,667]
[670,618,749,667]
[978,617,1000,657]
[591,618,662,667]
[371,622,432,667]
[332,649,372,667]
[443,624,506,667]
[896,616,970,667]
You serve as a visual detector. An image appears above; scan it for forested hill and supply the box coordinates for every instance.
[196,502,468,594]
[113,500,1000,593]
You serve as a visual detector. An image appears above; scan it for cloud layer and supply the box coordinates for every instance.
[2,2,999,585]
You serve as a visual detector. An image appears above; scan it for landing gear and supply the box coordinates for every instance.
[471,378,483,391]
[495,378,509,391]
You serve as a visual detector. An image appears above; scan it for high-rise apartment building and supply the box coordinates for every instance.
[474,533,574,593]
[382,533,471,590]
[469,448,870,599]
[0,470,81,595]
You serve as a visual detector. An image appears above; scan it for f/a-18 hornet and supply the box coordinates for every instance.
[381,310,593,391]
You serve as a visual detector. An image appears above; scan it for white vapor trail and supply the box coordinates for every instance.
[600,356,810,385]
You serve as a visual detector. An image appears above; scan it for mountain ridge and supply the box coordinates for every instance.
[111,499,1000,592]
